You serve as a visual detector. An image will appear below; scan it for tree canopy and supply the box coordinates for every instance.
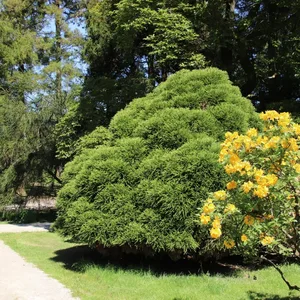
[0,0,84,205]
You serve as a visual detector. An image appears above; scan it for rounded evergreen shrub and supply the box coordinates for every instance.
[54,68,259,258]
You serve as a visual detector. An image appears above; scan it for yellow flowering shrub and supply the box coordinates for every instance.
[198,110,300,259]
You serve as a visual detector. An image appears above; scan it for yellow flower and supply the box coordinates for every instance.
[256,175,268,186]
[264,136,280,149]
[259,110,279,121]
[212,216,221,228]
[257,136,269,146]
[219,148,228,162]
[224,239,235,249]
[242,161,252,172]
[233,140,242,150]
[214,190,227,201]
[261,236,274,246]
[224,164,237,174]
[225,131,239,141]
[242,181,254,193]
[203,202,215,214]
[293,124,300,135]
[241,234,248,242]
[210,227,222,239]
[244,215,255,226]
[246,128,258,138]
[229,153,241,165]
[265,174,278,186]
[278,112,291,127]
[281,139,289,149]
[243,137,256,152]
[254,169,264,182]
[253,185,269,198]
[294,164,300,173]
[226,180,237,190]
[224,203,236,213]
[288,138,298,151]
[200,214,211,225]
[255,173,278,187]
[234,162,244,173]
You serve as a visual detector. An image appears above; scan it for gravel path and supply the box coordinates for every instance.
[0,223,78,300]
[0,222,51,233]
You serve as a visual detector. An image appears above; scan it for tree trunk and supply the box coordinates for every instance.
[220,0,236,76]
[55,0,62,102]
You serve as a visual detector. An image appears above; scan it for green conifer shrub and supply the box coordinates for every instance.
[54,68,259,258]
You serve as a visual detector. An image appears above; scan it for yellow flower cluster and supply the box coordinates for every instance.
[199,111,298,252]
[264,136,280,149]
[253,185,269,198]
[260,110,280,121]
[210,216,222,239]
[261,236,274,246]
[247,128,258,138]
[294,164,300,173]
[260,110,291,127]
[214,190,227,201]
[224,239,235,249]
[226,180,237,190]
[242,181,254,193]
[224,203,236,213]
[203,199,215,214]
[200,213,210,225]
[244,215,255,226]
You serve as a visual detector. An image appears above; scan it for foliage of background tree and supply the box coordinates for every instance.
[1,0,300,210]
[0,0,84,205]
[54,0,208,160]
[54,68,259,257]
[57,0,300,162]
[81,0,300,111]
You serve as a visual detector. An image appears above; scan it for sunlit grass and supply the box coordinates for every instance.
[0,232,299,300]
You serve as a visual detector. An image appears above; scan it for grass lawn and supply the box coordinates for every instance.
[0,232,299,300]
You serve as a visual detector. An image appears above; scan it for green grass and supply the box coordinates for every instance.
[0,232,299,300]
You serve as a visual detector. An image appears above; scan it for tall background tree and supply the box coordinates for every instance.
[0,0,84,205]
[57,0,300,161]
[1,0,300,204]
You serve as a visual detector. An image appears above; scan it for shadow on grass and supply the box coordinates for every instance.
[51,244,247,276]
[247,291,300,299]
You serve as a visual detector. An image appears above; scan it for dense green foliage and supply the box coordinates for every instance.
[1,0,300,205]
[56,0,300,161]
[55,68,259,256]
[0,0,84,205]
[0,208,57,223]
[82,0,300,112]
[0,0,299,247]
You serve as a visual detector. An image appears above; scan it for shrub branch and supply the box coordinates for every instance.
[260,255,300,292]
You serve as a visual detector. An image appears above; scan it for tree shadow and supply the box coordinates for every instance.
[50,244,244,276]
[247,291,300,300]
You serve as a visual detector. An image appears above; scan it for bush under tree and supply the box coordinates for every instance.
[54,68,259,258]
